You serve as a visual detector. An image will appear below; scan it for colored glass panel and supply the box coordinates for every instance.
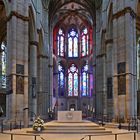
[81,64,89,96]
[57,29,64,57]
[58,64,65,96]
[74,73,78,96]
[1,42,6,88]
[68,37,72,57]
[81,27,89,57]
[68,64,78,96]
[68,29,78,57]
[74,37,78,57]
[68,73,73,96]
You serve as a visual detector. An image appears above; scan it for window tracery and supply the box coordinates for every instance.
[68,64,78,96]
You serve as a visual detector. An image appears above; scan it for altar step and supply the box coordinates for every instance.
[43,128,112,134]
[42,121,112,134]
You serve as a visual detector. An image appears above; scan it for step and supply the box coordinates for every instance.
[27,121,112,134]
[44,127,105,130]
[27,129,112,134]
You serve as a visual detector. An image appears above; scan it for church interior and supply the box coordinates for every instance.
[0,0,140,131]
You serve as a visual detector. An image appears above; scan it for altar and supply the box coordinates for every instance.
[57,111,82,122]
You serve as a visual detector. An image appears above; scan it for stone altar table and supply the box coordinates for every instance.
[57,111,82,122]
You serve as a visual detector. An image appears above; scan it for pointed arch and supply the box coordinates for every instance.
[29,5,36,41]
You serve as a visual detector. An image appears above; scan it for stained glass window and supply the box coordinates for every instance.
[57,28,65,57]
[81,27,89,57]
[68,29,78,57]
[81,64,89,96]
[68,64,78,96]
[58,63,65,96]
[1,42,6,88]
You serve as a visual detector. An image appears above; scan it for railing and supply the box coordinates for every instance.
[80,132,138,140]
[91,115,140,133]
[0,132,47,140]
[1,132,41,140]
[0,120,24,132]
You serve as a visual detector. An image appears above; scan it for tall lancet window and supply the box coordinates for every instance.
[1,42,6,88]
[58,63,65,96]
[68,28,78,57]
[68,64,78,96]
[57,28,65,57]
[81,64,89,96]
[81,27,89,57]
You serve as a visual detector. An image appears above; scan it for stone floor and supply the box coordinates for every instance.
[0,121,140,140]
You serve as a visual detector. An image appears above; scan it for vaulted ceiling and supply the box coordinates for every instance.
[47,0,102,28]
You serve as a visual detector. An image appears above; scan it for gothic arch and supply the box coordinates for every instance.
[29,6,36,41]
[0,0,9,15]
[107,2,113,39]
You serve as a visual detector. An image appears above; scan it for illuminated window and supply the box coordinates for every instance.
[1,42,6,88]
[58,63,65,96]
[68,64,78,96]
[81,64,89,96]
[57,28,65,57]
[68,28,78,57]
[81,27,89,57]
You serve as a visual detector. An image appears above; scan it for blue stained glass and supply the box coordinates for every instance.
[81,64,89,96]
[1,42,6,88]
[58,63,65,96]
[70,30,76,36]
[60,72,64,87]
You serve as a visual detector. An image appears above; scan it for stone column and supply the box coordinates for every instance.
[139,42,140,88]
[138,42,140,116]
[125,13,137,118]
[112,5,137,121]
[112,17,119,121]
[106,40,113,118]
[6,0,29,127]
[38,9,50,119]
[103,54,107,117]
[29,41,38,120]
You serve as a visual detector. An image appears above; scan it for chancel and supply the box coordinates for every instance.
[0,0,139,129]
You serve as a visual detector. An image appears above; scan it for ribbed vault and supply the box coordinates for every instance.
[47,0,102,28]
